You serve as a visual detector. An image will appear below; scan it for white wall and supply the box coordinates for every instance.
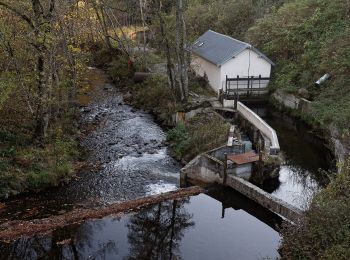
[191,55,221,92]
[237,102,280,155]
[220,49,272,91]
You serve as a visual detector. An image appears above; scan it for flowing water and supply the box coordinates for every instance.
[0,69,333,259]
[0,68,181,222]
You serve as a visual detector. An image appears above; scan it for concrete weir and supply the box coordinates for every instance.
[181,154,302,223]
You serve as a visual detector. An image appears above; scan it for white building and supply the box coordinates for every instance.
[190,30,275,94]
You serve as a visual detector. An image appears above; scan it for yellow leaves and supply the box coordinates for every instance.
[78,1,86,8]
[68,44,81,54]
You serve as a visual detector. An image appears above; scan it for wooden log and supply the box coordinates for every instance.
[0,186,205,240]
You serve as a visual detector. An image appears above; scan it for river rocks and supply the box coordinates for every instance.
[81,107,92,113]
[148,149,157,154]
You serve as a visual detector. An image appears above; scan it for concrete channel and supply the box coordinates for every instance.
[181,154,302,222]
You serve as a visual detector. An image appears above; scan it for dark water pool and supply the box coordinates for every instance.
[246,102,334,209]
[0,189,281,260]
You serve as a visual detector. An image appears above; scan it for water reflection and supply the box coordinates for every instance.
[127,200,193,259]
[244,102,334,209]
[0,191,280,260]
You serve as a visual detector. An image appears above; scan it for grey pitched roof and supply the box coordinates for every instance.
[190,30,275,66]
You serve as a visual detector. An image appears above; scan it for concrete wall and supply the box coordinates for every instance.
[181,154,301,222]
[180,155,222,185]
[272,89,313,114]
[272,89,350,165]
[329,125,350,167]
[181,155,302,221]
[192,55,221,92]
[220,49,272,91]
[226,175,301,222]
[237,102,280,155]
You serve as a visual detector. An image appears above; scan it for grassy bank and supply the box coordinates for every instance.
[167,113,230,162]
[246,0,350,131]
[281,158,350,259]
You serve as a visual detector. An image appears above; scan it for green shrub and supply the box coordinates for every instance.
[108,54,133,82]
[0,127,78,197]
[167,113,230,161]
[132,75,179,122]
[167,123,190,159]
[188,72,216,97]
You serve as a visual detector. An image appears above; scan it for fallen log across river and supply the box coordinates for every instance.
[0,186,204,241]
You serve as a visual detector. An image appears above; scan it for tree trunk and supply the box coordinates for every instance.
[139,0,147,69]
[158,1,176,92]
[34,53,49,141]
[32,0,54,142]
[176,0,188,102]
[91,0,113,51]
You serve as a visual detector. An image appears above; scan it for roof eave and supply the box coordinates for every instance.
[251,46,275,66]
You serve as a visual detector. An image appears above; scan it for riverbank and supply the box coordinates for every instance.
[103,53,231,164]
[280,158,350,258]
[0,89,80,199]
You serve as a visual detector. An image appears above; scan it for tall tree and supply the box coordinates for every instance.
[175,0,188,102]
[90,0,113,51]
[158,0,176,91]
[0,0,56,141]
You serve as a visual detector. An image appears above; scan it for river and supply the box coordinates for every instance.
[0,69,333,259]
[0,188,281,259]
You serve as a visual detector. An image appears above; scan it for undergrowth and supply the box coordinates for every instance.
[167,113,230,161]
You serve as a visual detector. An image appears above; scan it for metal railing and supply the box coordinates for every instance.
[224,75,270,99]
